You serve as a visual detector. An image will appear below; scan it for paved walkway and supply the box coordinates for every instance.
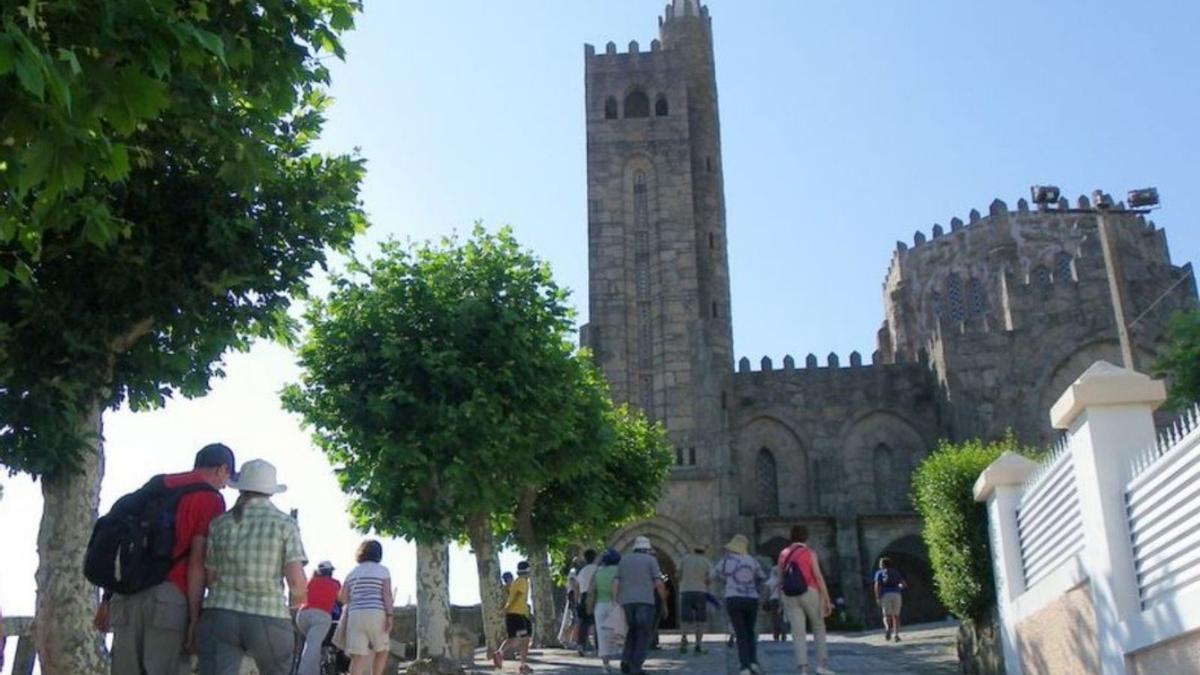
[472,621,958,674]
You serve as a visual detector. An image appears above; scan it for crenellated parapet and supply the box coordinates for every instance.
[735,349,928,376]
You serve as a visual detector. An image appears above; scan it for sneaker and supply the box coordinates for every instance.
[893,634,901,642]
[620,662,630,674]
[739,669,752,675]
[815,668,836,675]
[750,664,763,675]
[884,628,892,641]
[693,645,705,655]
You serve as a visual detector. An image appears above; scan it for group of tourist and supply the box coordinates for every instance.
[90,444,394,675]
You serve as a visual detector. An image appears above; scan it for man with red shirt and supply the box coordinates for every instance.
[97,443,235,675]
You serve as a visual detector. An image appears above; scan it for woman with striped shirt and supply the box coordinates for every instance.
[337,540,393,675]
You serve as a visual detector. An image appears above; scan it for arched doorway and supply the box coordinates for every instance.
[871,535,945,627]
[654,549,679,630]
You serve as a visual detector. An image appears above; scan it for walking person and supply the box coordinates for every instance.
[198,459,308,675]
[614,536,668,675]
[765,566,789,642]
[336,540,394,675]
[777,525,833,675]
[874,557,908,641]
[494,560,533,673]
[677,546,711,654]
[587,548,625,673]
[575,549,599,655]
[91,443,235,675]
[710,534,766,675]
[558,557,583,649]
[296,561,341,675]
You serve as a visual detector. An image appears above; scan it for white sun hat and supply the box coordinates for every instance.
[227,459,287,495]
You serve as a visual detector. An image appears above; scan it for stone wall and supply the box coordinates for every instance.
[1015,583,1099,675]
[1129,629,1200,675]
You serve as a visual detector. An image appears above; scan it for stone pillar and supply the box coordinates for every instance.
[974,451,1039,675]
[834,515,866,623]
[1049,361,1165,675]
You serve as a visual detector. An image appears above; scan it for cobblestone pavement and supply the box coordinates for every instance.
[471,621,958,674]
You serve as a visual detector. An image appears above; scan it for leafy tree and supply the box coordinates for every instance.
[511,404,673,644]
[1153,309,1200,410]
[911,434,1040,622]
[0,0,358,281]
[282,226,595,656]
[0,3,365,671]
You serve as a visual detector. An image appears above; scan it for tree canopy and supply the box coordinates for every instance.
[0,0,361,282]
[282,225,593,543]
[1154,309,1200,410]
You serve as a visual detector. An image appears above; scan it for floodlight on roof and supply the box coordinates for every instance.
[1127,187,1160,209]
[1092,190,1115,210]
[1030,185,1061,206]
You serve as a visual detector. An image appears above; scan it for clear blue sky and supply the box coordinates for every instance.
[2,0,1198,640]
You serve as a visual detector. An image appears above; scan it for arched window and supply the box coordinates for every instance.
[624,90,650,118]
[756,447,779,516]
[873,443,896,511]
[655,95,669,117]
[945,274,965,322]
[967,278,986,318]
[1055,252,1073,282]
[604,96,618,120]
[1033,265,1051,287]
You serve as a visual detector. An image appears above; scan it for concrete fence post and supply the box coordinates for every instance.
[975,451,1038,675]
[1049,361,1166,675]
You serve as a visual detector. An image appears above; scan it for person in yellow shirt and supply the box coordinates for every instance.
[494,560,532,673]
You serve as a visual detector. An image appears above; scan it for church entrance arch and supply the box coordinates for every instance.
[871,534,945,627]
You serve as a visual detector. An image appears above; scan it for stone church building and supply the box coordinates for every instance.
[579,0,1198,626]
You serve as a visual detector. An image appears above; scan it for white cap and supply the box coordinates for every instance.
[633,535,653,551]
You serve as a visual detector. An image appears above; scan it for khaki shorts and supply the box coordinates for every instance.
[344,608,390,655]
[880,593,902,616]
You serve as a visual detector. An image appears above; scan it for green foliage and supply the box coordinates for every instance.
[531,404,672,552]
[0,0,362,281]
[282,226,597,544]
[1153,309,1200,410]
[0,0,366,478]
[911,434,1039,622]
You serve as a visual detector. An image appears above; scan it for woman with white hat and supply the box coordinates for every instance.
[710,534,766,675]
[198,459,308,675]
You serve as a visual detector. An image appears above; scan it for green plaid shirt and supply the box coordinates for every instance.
[204,498,307,619]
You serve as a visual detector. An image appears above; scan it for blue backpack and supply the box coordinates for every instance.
[781,545,809,597]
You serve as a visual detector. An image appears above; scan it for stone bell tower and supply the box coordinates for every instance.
[580,0,736,552]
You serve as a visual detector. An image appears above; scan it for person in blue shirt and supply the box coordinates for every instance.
[873,557,907,641]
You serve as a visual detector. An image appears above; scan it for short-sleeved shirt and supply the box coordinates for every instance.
[345,561,391,611]
[710,554,766,599]
[616,551,662,606]
[678,553,711,593]
[777,543,817,590]
[204,498,307,619]
[874,567,906,594]
[592,565,618,604]
[505,575,530,616]
[576,563,598,596]
[163,471,226,597]
[302,575,342,614]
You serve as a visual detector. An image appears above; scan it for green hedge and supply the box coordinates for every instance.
[912,434,1039,622]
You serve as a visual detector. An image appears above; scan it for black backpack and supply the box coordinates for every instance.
[781,545,809,597]
[84,475,217,595]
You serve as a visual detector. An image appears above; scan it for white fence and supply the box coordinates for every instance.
[1126,404,1200,610]
[975,361,1200,675]
[1015,440,1082,589]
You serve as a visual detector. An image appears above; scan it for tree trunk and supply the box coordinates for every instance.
[528,545,560,648]
[513,491,559,647]
[466,513,505,655]
[35,400,107,675]
[415,540,452,659]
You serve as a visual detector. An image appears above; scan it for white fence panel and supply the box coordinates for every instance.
[1126,404,1200,609]
[1017,440,1083,589]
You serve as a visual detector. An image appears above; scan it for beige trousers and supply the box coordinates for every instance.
[782,588,827,667]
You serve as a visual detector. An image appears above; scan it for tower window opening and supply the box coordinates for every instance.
[655,95,669,117]
[604,96,618,120]
[676,447,684,465]
[709,232,715,250]
[1055,252,1074,282]
[689,447,697,465]
[711,301,718,318]
[624,90,650,118]
[706,157,713,173]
